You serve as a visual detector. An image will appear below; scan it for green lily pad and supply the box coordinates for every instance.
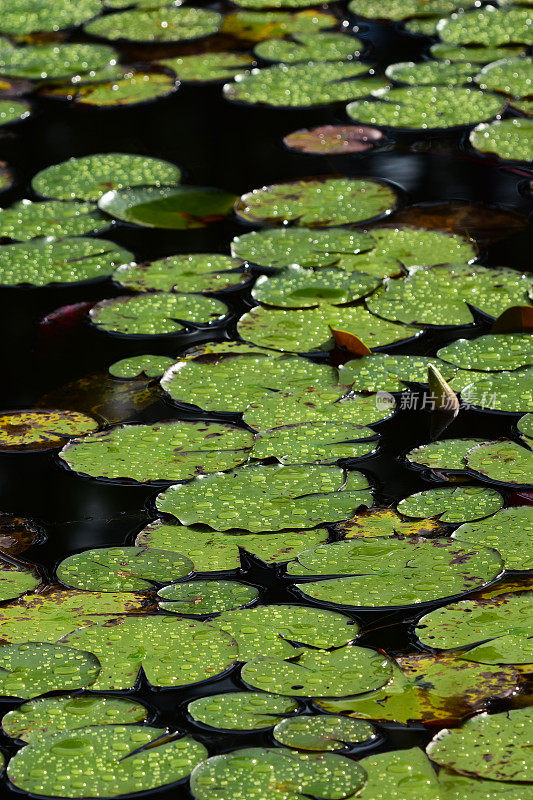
[47,71,177,107]
[60,420,253,482]
[61,616,238,690]
[188,692,298,730]
[0,99,29,125]
[0,558,39,601]
[0,200,106,241]
[339,507,445,539]
[8,726,207,798]
[254,33,363,63]
[510,96,533,114]
[470,118,533,163]
[476,56,533,97]
[347,86,504,130]
[190,747,366,800]
[437,7,533,46]
[0,642,100,698]
[366,264,531,326]
[252,267,381,308]
[157,464,372,532]
[406,438,487,471]
[316,652,521,726]
[458,367,533,412]
[235,177,397,227]
[427,707,533,782]
[0,512,42,556]
[0,236,132,287]
[238,305,418,353]
[252,421,377,464]
[233,0,336,7]
[85,7,222,42]
[348,0,461,21]
[57,546,192,591]
[114,253,247,293]
[431,43,527,62]
[438,334,533,371]
[439,772,533,800]
[136,520,329,572]
[0,0,101,35]
[398,486,504,522]
[459,632,533,665]
[0,409,98,451]
[32,153,181,202]
[453,506,533,571]
[404,16,441,35]
[161,52,256,82]
[109,354,175,378]
[100,185,236,229]
[224,62,388,108]
[385,60,475,85]
[348,749,440,800]
[221,10,337,43]
[2,695,149,742]
[465,440,533,485]
[158,580,258,615]
[368,225,478,267]
[289,537,503,606]
[242,645,392,697]
[518,412,533,441]
[283,124,384,155]
[90,293,228,336]
[273,715,376,750]
[339,354,456,393]
[211,604,357,661]
[0,42,116,81]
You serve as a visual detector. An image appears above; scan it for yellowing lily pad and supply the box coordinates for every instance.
[338,507,445,538]
[46,71,178,107]
[221,10,337,43]
[0,409,98,451]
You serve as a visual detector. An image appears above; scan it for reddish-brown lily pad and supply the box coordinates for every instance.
[284,125,384,155]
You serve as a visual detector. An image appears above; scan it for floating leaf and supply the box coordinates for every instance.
[224,62,388,108]
[438,334,532,371]
[406,438,487,471]
[470,118,533,163]
[0,409,98,451]
[348,749,440,800]
[235,177,397,227]
[437,7,533,46]
[232,0,336,7]
[458,368,533,413]
[157,465,372,532]
[348,0,461,21]
[404,16,442,35]
[518,413,533,441]
[8,726,207,798]
[252,267,381,308]
[90,293,228,336]
[0,236,132,286]
[273,716,376,751]
[190,747,366,800]
[398,486,503,522]
[385,60,475,85]
[452,507,533,571]
[439,771,533,800]
[109,355,175,379]
[32,153,181,202]
[188,692,298,730]
[0,0,101,35]
[347,86,504,129]
[465,440,533,486]
[283,124,384,154]
[158,580,258,615]
[114,253,247,293]
[367,225,477,268]
[289,537,503,606]
[242,645,392,697]
[255,32,362,63]
[0,513,42,555]
[0,642,100,699]
[85,7,222,42]
[252,421,377,464]
[339,354,456,393]
[238,305,419,353]
[136,520,329,572]
[366,264,531,326]
[491,305,533,334]
[431,43,527,62]
[476,56,533,97]
[47,71,178,107]
[0,200,106,241]
[392,203,529,245]
[427,708,533,782]
[0,558,39,601]
[0,42,116,80]
[161,52,255,82]
[221,10,337,43]
[2,695,149,742]
[62,616,238,690]
[338,507,445,539]
[99,185,237,229]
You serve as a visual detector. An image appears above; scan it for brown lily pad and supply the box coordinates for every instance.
[284,125,384,155]
[491,305,533,334]
[0,409,99,452]
[0,513,43,555]
[338,507,446,539]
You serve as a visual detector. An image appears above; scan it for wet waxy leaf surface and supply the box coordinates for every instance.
[398,486,504,522]
[188,692,299,731]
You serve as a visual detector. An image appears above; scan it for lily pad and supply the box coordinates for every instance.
[242,645,392,697]
[2,695,149,742]
[0,200,106,241]
[85,7,222,42]
[458,367,533,412]
[136,520,329,571]
[32,153,182,202]
[254,33,362,63]
[8,726,207,797]
[470,118,533,163]
[273,715,376,750]
[0,236,132,287]
[437,7,533,46]
[157,464,372,532]
[431,43,527,62]
[338,507,445,539]
[404,16,441,36]
[0,642,100,698]
[476,56,533,97]
[252,267,381,309]
[161,52,256,82]
[238,305,418,353]
[289,537,503,607]
[427,708,533,782]
[158,580,258,615]
[47,71,178,107]
[366,264,531,326]
[317,653,521,726]
[0,409,98,451]
[518,412,533,441]
[60,420,253,482]
[109,354,175,378]
[190,747,366,800]
[233,0,336,7]
[398,486,504,522]
[438,334,533,371]
[439,772,533,800]
[188,692,298,730]
[347,0,461,21]
[465,440,533,485]
[0,0,101,35]
[0,43,116,81]
[252,421,377,464]
[221,10,338,43]
[0,512,42,555]
[57,546,192,591]
[367,225,478,268]
[347,749,440,800]
[224,62,388,108]
[235,177,397,227]
[99,185,237,229]
[283,124,384,154]
[339,354,456,393]
[114,253,247,293]
[406,438,487,471]
[0,98,32,122]
[0,558,40,601]
[347,86,504,130]
[452,507,533,571]
[61,615,238,690]
[385,60,475,86]
[89,293,228,336]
